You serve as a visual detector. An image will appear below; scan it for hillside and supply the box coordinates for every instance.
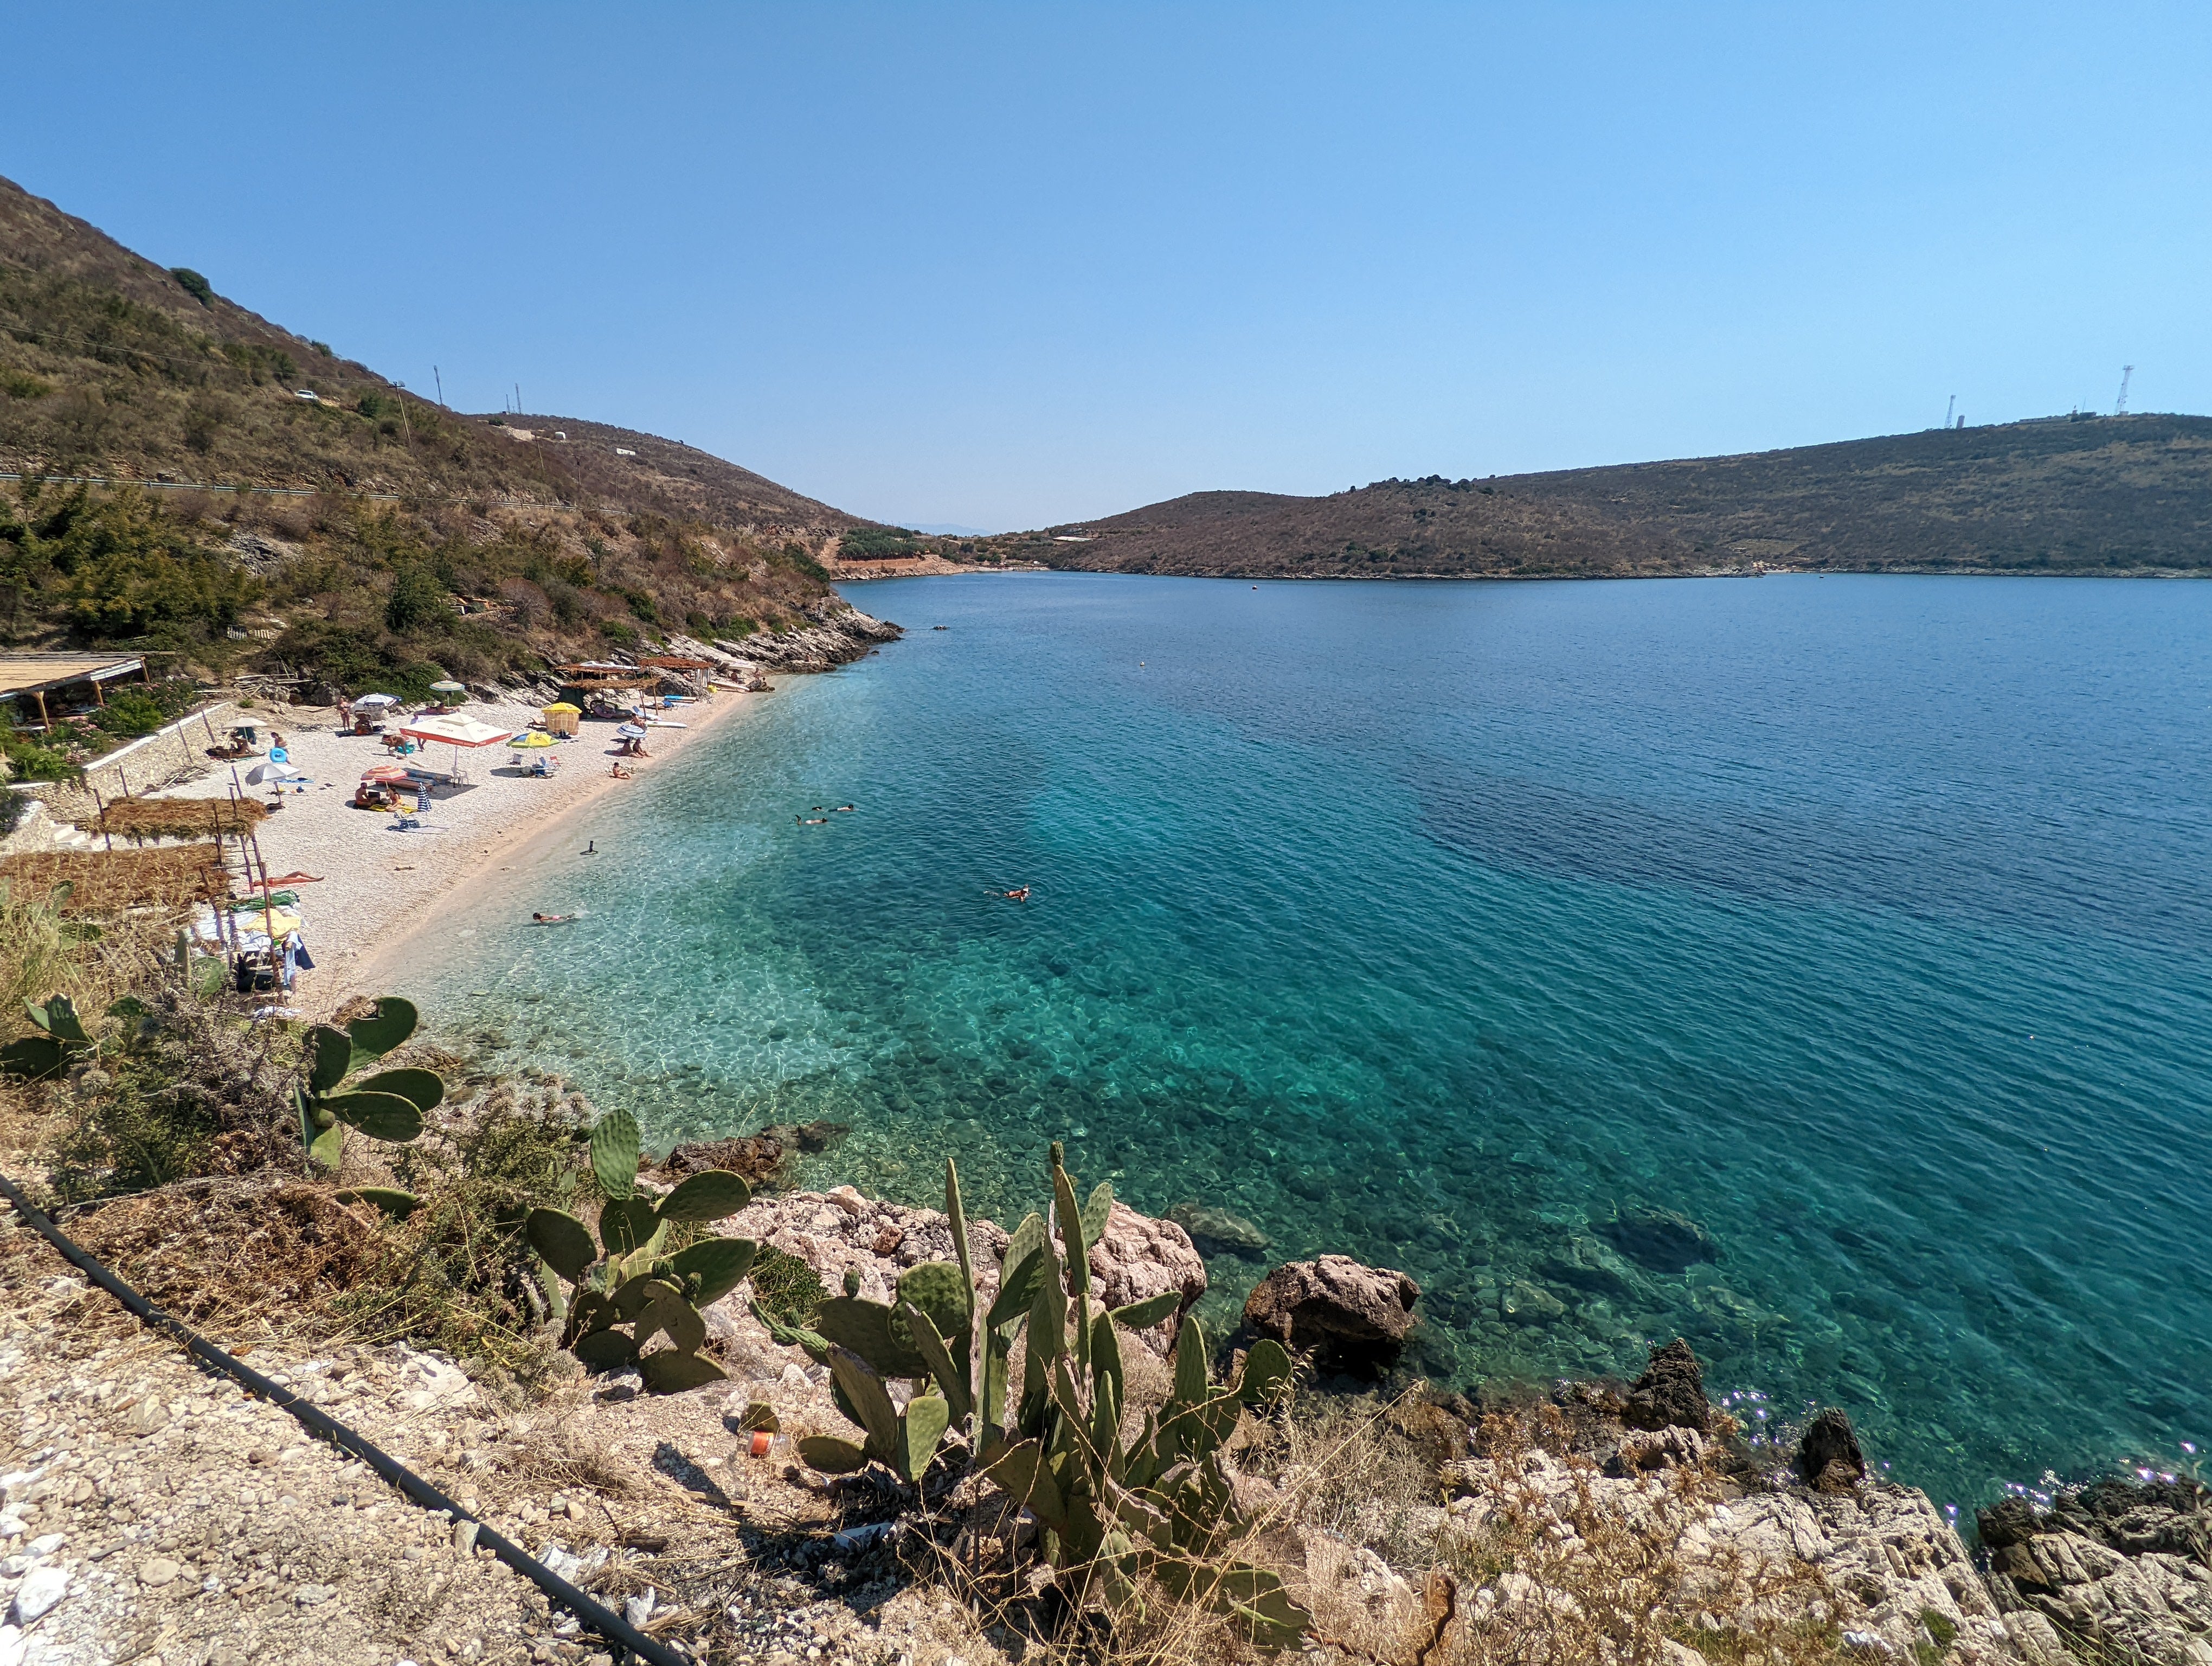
[995,415,2212,578]
[0,172,882,719]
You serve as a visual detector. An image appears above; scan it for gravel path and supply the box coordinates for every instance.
[0,1202,1001,1666]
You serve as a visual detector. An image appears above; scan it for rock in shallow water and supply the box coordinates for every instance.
[1622,1337,1712,1434]
[1242,1253,1419,1375]
[1796,1406,1868,1492]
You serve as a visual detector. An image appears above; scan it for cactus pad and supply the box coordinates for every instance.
[656,1168,751,1222]
[304,1026,353,1092]
[590,1109,641,1199]
[527,1208,597,1281]
[668,1236,758,1308]
[350,1067,443,1113]
[344,996,418,1059]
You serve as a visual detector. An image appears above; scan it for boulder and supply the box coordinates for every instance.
[1795,1406,1866,1492]
[1089,1202,1208,1354]
[1243,1254,1420,1375]
[660,1120,847,1192]
[1621,1337,1711,1435]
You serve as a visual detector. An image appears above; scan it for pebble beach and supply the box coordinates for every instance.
[142,688,766,1017]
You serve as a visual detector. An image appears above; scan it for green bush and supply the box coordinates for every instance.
[384,564,452,633]
[170,267,212,306]
[87,690,167,739]
[597,618,640,648]
[1,370,52,400]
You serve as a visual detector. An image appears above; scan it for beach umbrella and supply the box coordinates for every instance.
[614,722,647,740]
[429,680,467,700]
[355,693,400,709]
[245,760,307,785]
[507,731,558,748]
[543,702,580,714]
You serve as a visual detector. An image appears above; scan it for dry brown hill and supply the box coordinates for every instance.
[1000,415,2212,578]
[0,173,858,536]
[0,173,885,728]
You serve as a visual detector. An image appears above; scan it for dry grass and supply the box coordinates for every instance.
[65,1174,387,1328]
[93,795,265,841]
[0,844,232,912]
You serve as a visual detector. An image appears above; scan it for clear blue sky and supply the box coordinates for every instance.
[4,4,2203,530]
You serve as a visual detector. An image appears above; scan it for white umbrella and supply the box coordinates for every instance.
[245,760,307,785]
[614,722,647,740]
[355,693,401,709]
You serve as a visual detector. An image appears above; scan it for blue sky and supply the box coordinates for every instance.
[3,4,2203,529]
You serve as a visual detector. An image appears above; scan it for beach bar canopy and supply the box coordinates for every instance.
[399,714,514,748]
[397,713,515,779]
[0,652,150,729]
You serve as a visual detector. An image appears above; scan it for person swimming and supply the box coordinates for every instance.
[832,804,856,812]
[530,912,576,925]
[998,886,1031,901]
[798,815,828,825]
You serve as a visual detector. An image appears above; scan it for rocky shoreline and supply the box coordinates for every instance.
[5,1118,2209,1666]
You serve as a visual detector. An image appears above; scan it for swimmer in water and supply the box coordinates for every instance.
[798,815,828,825]
[530,912,576,925]
[998,886,1031,902]
[832,804,856,812]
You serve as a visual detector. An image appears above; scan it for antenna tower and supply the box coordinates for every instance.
[1943,395,1956,429]
[2115,366,2133,416]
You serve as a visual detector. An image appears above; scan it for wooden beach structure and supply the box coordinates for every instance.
[0,651,152,732]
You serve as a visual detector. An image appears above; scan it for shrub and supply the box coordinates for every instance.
[86,690,167,739]
[1,369,52,400]
[384,563,452,633]
[170,267,212,306]
[597,618,640,648]
[310,340,332,356]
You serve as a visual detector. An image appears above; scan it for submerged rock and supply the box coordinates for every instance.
[1596,1206,1719,1274]
[1167,1201,1271,1258]
[1622,1337,1712,1434]
[1243,1253,1419,1375]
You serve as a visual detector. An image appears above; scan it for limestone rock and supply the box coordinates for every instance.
[1979,1478,2212,1666]
[1088,1203,1208,1354]
[1622,1338,1712,1435]
[1242,1253,1419,1375]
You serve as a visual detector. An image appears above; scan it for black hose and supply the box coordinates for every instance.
[0,1170,692,1666]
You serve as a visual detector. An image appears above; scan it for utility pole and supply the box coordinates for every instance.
[1944,395,1956,429]
[2115,365,2133,416]
[515,382,522,415]
[433,366,445,407]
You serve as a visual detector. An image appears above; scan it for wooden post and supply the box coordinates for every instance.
[92,676,105,709]
[31,689,48,731]
[88,783,114,853]
[115,762,131,800]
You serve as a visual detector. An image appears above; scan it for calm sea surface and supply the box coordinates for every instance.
[411,573,2212,1511]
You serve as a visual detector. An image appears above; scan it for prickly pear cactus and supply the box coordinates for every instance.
[292,997,439,1169]
[528,1125,760,1395]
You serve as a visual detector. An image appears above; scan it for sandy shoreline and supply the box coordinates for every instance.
[147,686,765,1018]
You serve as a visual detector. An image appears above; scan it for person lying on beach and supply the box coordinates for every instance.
[530,913,577,925]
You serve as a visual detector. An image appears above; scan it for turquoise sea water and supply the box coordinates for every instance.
[411,573,2212,1513]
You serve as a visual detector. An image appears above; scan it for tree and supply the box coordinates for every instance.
[384,564,451,633]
